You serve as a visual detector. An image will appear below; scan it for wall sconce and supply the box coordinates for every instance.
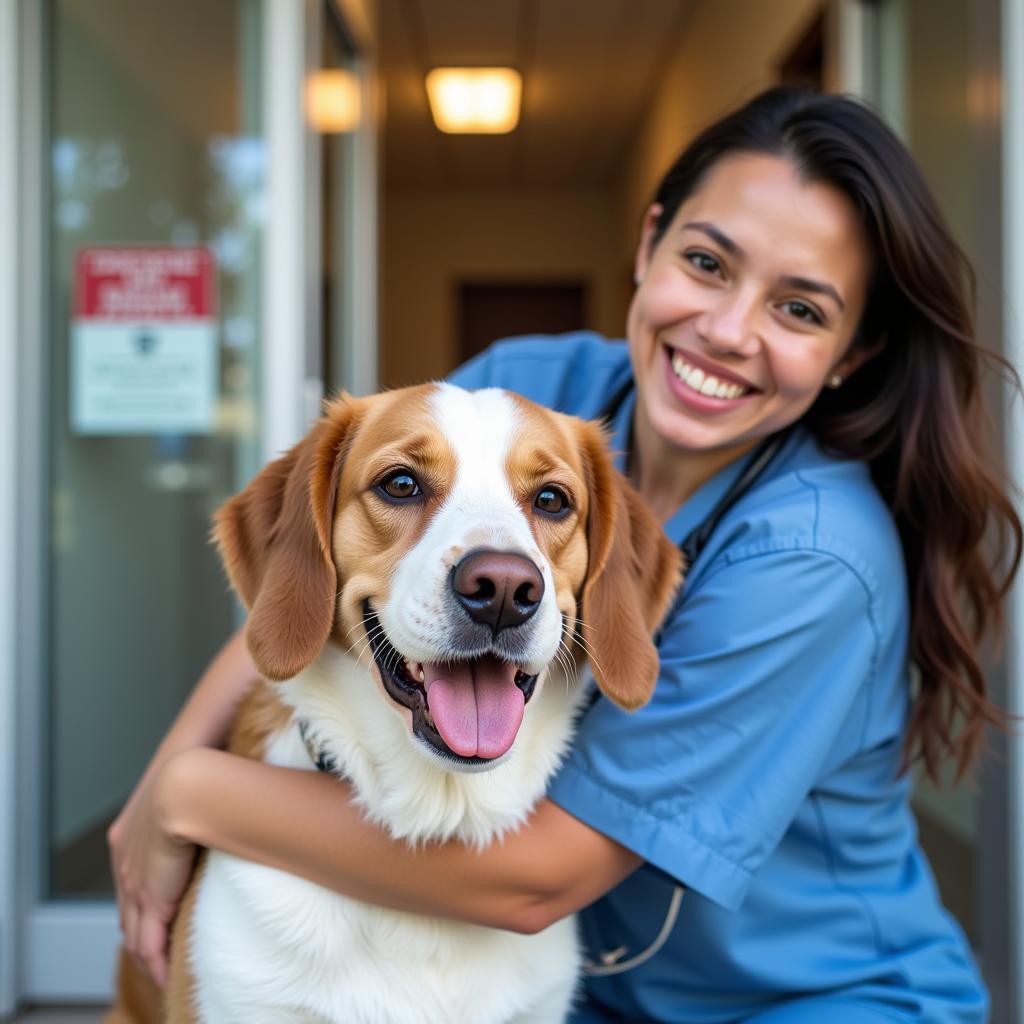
[425,68,522,134]
[306,69,362,133]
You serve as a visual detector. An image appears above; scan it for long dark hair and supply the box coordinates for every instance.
[650,87,1021,781]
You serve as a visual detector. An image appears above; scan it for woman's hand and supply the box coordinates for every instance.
[107,756,198,988]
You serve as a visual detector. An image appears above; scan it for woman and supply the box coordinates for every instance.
[110,88,1022,1022]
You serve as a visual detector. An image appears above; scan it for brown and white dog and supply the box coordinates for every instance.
[109,383,680,1024]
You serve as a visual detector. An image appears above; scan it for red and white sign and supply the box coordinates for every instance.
[71,247,218,435]
[75,247,216,321]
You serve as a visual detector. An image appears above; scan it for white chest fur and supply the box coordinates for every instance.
[189,645,589,1023]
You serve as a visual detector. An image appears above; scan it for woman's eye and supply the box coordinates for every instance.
[782,300,824,325]
[378,471,422,500]
[685,251,722,276]
[534,486,569,516]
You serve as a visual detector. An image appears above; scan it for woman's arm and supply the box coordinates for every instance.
[159,747,642,934]
[112,625,639,980]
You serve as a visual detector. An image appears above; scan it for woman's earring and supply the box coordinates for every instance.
[827,373,844,389]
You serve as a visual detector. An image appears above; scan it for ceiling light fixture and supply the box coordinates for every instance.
[425,68,522,134]
[306,69,361,133]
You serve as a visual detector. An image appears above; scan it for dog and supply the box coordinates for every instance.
[109,382,681,1023]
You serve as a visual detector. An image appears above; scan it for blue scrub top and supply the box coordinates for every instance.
[450,333,986,1024]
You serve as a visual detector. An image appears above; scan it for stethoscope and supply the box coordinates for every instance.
[581,379,795,978]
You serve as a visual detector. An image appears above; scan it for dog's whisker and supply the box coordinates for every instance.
[346,624,387,663]
[554,639,572,672]
[553,650,572,687]
[347,636,375,663]
[570,623,600,655]
[345,622,384,657]
[342,618,370,641]
[555,640,575,680]
[570,633,605,677]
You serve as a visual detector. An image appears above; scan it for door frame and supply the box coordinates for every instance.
[0,0,23,1015]
[1001,0,1024,1015]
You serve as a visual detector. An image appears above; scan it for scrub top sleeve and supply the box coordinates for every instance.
[548,546,881,911]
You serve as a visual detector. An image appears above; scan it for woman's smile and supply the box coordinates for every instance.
[662,344,759,411]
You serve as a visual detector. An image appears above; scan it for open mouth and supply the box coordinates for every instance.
[363,602,538,766]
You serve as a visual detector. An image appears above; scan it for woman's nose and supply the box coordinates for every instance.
[697,289,761,355]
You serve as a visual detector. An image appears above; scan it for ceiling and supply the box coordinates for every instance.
[378,0,698,188]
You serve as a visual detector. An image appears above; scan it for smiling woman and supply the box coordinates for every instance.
[107,88,1022,1024]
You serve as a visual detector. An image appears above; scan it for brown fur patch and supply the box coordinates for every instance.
[228,682,293,760]
[106,949,165,1023]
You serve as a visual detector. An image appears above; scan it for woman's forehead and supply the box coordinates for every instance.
[670,152,870,289]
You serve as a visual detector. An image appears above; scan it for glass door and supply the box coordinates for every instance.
[25,0,267,999]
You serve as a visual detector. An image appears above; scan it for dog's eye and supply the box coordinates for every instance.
[534,486,569,516]
[378,471,422,501]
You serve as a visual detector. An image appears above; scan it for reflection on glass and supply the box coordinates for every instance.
[48,0,263,897]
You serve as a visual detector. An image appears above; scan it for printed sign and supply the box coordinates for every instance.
[71,247,218,434]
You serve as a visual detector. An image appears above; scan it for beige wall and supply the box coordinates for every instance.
[381,186,624,386]
[615,0,824,262]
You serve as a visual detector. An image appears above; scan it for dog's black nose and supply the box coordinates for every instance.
[451,549,544,635]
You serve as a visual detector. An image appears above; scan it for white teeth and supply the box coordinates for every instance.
[669,352,749,400]
[403,658,426,684]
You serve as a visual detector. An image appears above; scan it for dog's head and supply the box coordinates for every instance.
[215,384,681,768]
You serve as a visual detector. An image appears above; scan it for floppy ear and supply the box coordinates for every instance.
[213,396,359,681]
[578,420,683,710]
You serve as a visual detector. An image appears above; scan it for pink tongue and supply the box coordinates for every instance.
[423,656,526,759]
